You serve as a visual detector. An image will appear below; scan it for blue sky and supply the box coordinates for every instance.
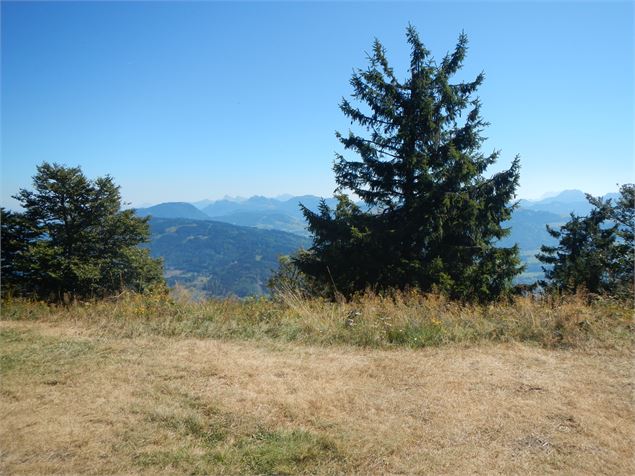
[2,1,633,208]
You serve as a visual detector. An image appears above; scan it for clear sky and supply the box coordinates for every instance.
[2,1,633,209]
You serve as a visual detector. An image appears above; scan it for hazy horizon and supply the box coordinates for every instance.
[1,184,624,212]
[128,187,622,212]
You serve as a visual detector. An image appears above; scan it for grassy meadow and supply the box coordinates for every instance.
[1,291,634,474]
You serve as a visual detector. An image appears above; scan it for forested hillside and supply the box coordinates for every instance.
[147,218,309,297]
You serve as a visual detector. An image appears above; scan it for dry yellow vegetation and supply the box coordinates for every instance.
[1,294,633,474]
[2,290,632,349]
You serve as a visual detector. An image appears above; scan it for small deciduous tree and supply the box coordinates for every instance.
[1,162,165,300]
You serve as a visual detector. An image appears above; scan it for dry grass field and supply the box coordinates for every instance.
[1,294,634,474]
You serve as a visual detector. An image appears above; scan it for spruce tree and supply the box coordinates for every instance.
[598,184,634,293]
[537,184,634,296]
[0,208,40,296]
[295,26,522,301]
[536,210,616,294]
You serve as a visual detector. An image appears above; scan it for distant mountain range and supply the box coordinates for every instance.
[518,189,619,216]
[136,195,340,237]
[136,189,618,295]
[138,189,619,231]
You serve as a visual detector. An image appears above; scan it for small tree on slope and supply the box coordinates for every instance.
[295,26,522,301]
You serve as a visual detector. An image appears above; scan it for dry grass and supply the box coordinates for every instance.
[1,311,634,474]
[1,290,633,350]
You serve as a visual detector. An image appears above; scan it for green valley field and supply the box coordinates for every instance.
[1,294,633,475]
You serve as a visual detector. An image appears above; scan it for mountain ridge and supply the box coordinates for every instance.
[143,189,619,221]
[136,202,211,221]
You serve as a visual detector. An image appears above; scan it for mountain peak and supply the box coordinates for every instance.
[553,189,586,201]
[135,202,211,220]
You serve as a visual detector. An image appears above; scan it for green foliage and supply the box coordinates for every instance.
[267,252,339,300]
[1,163,165,300]
[605,184,635,292]
[295,26,522,302]
[537,184,634,297]
[0,208,40,296]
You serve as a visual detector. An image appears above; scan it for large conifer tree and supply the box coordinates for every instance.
[295,26,522,301]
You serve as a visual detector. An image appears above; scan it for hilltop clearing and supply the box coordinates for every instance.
[1,300,633,474]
